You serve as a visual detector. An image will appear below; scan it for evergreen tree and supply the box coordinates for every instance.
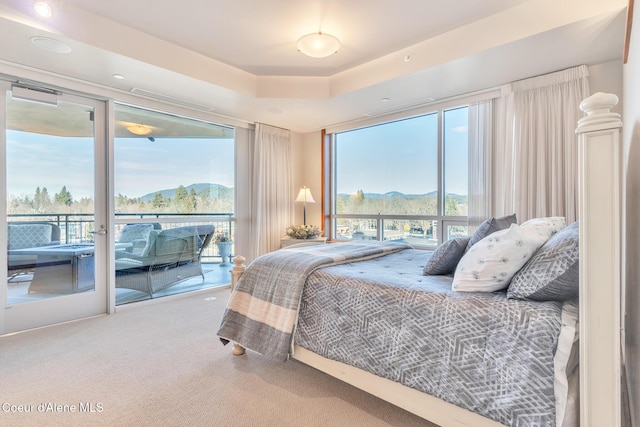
[33,186,51,213]
[54,186,73,206]
[152,192,167,209]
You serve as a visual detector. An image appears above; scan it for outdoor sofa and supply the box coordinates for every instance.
[115,224,214,296]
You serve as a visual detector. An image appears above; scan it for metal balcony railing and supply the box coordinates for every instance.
[7,213,235,263]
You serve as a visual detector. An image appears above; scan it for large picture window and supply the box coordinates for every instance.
[330,105,469,247]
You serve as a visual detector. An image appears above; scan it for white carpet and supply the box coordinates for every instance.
[0,287,436,427]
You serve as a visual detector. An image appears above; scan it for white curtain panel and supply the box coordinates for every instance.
[495,65,590,224]
[468,99,494,232]
[234,126,255,261]
[252,123,293,257]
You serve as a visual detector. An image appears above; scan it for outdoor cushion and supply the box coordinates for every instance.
[8,223,52,249]
[118,224,154,244]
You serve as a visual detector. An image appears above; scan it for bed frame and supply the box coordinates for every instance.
[227,92,623,427]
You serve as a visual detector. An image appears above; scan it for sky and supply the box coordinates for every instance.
[114,137,234,198]
[335,107,469,195]
[7,107,468,201]
[6,130,234,200]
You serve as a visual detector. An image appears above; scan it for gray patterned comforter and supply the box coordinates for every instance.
[295,248,577,427]
[217,241,411,360]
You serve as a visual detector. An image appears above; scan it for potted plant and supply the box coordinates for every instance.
[214,231,233,266]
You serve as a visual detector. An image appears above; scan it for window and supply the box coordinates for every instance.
[329,106,469,247]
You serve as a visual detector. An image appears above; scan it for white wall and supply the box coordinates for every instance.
[291,130,323,227]
[623,2,640,424]
[590,60,624,113]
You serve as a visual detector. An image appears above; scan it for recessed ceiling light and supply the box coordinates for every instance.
[381,98,390,103]
[33,1,53,18]
[404,54,412,63]
[30,36,71,54]
[113,74,125,80]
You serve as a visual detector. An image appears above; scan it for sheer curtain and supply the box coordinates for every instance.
[494,65,590,223]
[468,99,493,232]
[251,123,293,257]
[234,126,255,261]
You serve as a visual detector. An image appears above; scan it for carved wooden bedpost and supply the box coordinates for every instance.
[229,255,246,356]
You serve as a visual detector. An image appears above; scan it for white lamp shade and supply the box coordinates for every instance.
[297,32,340,58]
[295,187,315,203]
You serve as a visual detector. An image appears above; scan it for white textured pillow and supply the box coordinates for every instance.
[519,216,566,239]
[452,222,554,292]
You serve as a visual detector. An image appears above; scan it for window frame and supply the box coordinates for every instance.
[324,105,469,248]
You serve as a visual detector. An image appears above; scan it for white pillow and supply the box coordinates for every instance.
[452,221,558,292]
[519,216,566,240]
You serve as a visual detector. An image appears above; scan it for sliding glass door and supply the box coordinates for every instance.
[112,104,235,305]
[2,82,108,334]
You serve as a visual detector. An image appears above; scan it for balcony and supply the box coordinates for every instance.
[7,213,233,306]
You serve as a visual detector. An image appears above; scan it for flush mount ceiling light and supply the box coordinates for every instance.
[297,32,340,58]
[33,0,53,18]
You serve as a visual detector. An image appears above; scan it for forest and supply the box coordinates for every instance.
[7,183,235,215]
[7,185,466,218]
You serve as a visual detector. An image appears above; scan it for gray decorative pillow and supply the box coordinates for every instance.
[423,236,471,275]
[466,214,517,250]
[507,221,579,301]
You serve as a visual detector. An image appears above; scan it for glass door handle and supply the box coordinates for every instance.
[89,225,107,236]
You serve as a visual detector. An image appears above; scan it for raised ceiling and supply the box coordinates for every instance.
[0,0,628,133]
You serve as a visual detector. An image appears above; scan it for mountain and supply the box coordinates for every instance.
[139,183,233,202]
[337,191,465,200]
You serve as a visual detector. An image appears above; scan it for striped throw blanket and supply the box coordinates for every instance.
[217,240,411,360]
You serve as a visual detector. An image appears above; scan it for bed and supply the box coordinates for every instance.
[218,224,578,426]
[217,92,622,427]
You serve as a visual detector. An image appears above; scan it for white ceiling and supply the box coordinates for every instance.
[0,0,628,133]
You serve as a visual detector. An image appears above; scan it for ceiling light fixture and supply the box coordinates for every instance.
[127,124,152,136]
[33,0,53,18]
[297,32,340,58]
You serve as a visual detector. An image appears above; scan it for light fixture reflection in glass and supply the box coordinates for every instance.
[127,124,152,136]
[297,32,340,58]
[33,1,53,18]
